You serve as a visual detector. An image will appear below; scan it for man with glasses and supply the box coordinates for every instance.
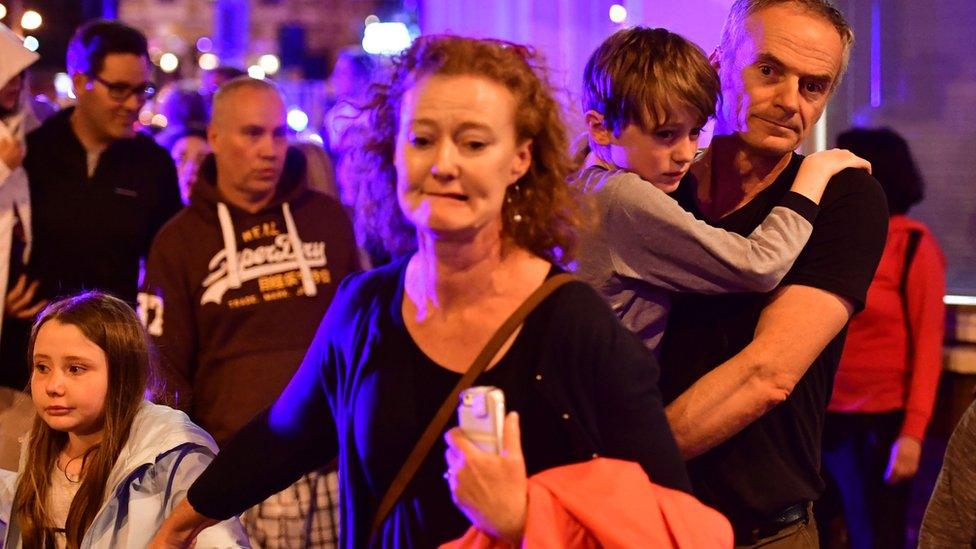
[23,19,181,306]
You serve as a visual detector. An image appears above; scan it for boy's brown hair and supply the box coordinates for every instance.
[582,26,719,136]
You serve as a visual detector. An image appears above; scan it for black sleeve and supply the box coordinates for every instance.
[554,283,692,493]
[781,168,889,312]
[187,292,344,519]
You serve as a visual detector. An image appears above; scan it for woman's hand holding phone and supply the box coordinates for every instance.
[444,411,528,544]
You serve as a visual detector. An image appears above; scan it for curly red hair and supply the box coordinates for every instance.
[353,35,581,264]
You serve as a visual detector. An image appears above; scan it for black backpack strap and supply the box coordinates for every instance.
[900,230,923,293]
[900,229,923,357]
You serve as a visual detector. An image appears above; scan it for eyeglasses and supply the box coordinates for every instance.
[88,73,157,102]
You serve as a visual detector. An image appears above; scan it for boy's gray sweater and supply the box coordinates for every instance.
[573,165,819,352]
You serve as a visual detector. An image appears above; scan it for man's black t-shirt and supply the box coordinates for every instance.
[659,153,888,529]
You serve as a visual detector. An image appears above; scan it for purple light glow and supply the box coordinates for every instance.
[197,37,213,53]
[870,0,882,108]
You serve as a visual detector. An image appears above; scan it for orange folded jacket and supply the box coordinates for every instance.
[442,458,732,549]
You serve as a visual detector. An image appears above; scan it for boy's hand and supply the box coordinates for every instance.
[792,148,871,204]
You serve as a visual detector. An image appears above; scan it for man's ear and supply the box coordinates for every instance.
[584,110,613,146]
[206,124,220,154]
[71,72,89,99]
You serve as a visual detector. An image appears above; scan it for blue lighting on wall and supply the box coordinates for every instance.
[870,0,882,108]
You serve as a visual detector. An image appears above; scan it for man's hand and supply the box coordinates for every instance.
[0,137,23,172]
[5,275,48,319]
[885,435,922,485]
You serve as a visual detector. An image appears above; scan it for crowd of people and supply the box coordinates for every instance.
[0,0,965,548]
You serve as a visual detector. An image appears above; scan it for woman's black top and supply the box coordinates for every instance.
[187,256,690,548]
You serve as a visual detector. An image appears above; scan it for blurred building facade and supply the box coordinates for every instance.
[120,0,382,80]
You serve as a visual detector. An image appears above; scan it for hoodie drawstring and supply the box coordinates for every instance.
[215,201,317,298]
[282,202,318,297]
[216,202,242,289]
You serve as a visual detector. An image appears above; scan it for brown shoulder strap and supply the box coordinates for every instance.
[368,272,576,541]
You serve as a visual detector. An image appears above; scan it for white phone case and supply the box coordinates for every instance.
[457,386,506,454]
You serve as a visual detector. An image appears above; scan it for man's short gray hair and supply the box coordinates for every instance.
[210,76,283,127]
[719,0,855,90]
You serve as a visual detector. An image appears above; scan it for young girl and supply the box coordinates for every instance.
[0,291,248,548]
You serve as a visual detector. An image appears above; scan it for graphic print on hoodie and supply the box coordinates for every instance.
[139,149,360,445]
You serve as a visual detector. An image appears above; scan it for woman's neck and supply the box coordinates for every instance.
[407,223,531,316]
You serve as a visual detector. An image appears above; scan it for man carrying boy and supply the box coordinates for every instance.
[574,26,865,352]
[657,1,888,546]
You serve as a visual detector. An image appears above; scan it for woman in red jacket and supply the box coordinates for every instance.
[819,127,946,549]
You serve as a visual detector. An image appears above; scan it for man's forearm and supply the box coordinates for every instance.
[665,284,853,459]
[665,347,787,459]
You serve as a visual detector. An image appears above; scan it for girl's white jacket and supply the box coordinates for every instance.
[0,400,250,548]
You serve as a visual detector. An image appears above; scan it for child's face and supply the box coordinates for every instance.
[607,105,703,193]
[31,321,109,439]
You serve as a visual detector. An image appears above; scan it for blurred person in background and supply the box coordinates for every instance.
[153,81,210,141]
[324,48,384,265]
[293,141,339,199]
[152,82,212,205]
[23,19,182,307]
[322,46,374,156]
[160,126,211,205]
[0,23,46,392]
[0,22,45,472]
[201,65,247,105]
[817,127,946,549]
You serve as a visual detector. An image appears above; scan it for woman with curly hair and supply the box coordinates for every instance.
[149,35,690,548]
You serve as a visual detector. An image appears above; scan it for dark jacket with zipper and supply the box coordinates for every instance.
[24,107,182,305]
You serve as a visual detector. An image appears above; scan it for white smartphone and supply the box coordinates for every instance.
[457,386,506,454]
